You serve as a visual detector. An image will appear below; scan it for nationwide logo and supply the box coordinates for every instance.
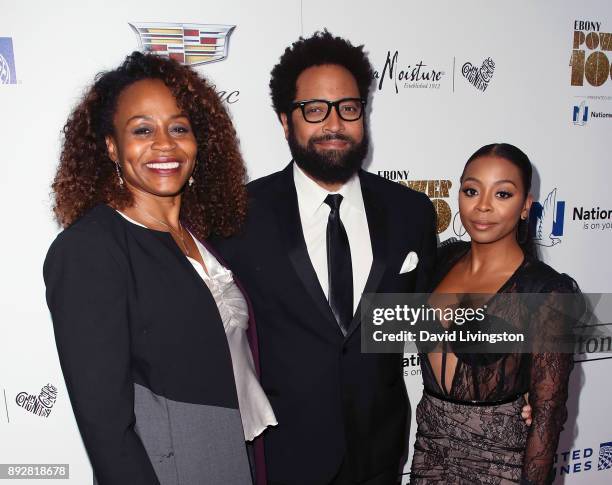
[373,50,446,93]
[0,37,17,85]
[15,384,57,418]
[530,188,565,247]
[572,99,612,125]
[570,20,612,87]
[403,354,422,378]
[461,57,495,92]
[573,101,589,125]
[130,23,235,66]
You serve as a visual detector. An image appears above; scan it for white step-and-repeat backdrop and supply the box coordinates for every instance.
[1,0,610,483]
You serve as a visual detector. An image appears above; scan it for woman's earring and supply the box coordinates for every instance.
[115,162,124,186]
[518,216,530,244]
[188,175,195,187]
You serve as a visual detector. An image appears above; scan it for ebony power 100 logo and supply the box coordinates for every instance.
[571,20,612,87]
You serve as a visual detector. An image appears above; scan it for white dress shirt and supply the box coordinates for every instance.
[117,211,277,441]
[293,162,373,316]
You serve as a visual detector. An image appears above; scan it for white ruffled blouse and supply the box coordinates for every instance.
[118,211,277,441]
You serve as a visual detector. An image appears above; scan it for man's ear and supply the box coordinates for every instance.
[105,135,118,163]
[280,113,290,140]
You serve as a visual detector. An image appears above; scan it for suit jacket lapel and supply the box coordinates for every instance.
[345,172,389,339]
[274,164,340,336]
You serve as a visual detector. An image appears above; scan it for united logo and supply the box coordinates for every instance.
[129,23,235,66]
[0,37,17,85]
[598,441,612,470]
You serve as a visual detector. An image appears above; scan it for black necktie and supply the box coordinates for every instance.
[324,194,353,334]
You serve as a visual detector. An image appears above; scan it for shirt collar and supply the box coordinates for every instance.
[292,161,365,219]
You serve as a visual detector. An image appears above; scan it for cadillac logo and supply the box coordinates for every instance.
[129,22,235,66]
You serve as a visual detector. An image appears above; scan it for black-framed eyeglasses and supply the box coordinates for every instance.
[291,98,366,123]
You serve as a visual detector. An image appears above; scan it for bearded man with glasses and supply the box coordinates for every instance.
[212,31,437,485]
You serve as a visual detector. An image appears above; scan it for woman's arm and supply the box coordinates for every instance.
[44,228,160,485]
[522,351,572,484]
[522,279,579,484]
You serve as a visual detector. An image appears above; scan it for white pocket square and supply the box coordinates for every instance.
[399,251,419,274]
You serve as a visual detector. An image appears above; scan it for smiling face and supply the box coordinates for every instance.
[105,78,197,199]
[280,64,367,185]
[459,155,533,245]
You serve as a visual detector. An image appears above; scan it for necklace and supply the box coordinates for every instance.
[132,204,191,257]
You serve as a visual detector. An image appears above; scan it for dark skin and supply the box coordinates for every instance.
[105,78,207,271]
[280,64,364,192]
[429,155,534,424]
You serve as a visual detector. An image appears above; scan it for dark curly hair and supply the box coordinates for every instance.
[52,51,247,239]
[269,30,374,119]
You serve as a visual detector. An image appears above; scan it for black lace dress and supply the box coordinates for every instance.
[410,241,579,485]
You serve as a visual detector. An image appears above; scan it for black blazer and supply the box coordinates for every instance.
[44,204,251,485]
[212,163,437,484]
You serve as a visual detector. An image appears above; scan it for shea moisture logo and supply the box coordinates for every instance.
[461,57,495,92]
[570,20,612,87]
[374,50,446,92]
[15,384,57,418]
[377,170,454,234]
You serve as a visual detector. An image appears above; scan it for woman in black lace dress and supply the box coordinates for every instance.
[410,143,579,484]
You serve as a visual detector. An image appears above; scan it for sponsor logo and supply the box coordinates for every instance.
[530,188,565,247]
[461,57,495,92]
[129,22,235,66]
[15,384,57,418]
[573,99,612,125]
[531,188,612,247]
[554,441,612,477]
[373,50,446,93]
[377,170,454,234]
[403,355,422,377]
[599,442,612,470]
[554,447,594,476]
[0,37,17,85]
[570,20,612,87]
[573,101,589,125]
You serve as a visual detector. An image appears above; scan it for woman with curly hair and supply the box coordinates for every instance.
[43,51,275,485]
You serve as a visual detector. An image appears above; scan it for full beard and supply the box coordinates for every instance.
[288,128,369,185]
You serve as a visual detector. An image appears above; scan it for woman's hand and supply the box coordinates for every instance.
[522,393,532,426]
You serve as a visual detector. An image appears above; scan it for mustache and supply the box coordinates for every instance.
[310,133,355,144]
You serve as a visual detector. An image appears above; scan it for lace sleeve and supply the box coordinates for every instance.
[522,276,579,484]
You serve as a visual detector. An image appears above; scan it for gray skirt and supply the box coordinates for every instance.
[410,390,528,484]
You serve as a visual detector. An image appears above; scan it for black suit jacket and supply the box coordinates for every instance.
[212,163,437,484]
